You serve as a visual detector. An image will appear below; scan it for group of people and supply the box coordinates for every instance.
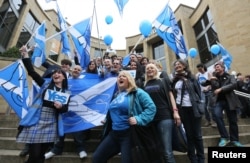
[16,45,244,163]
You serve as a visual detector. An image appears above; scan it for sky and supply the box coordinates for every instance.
[38,0,200,50]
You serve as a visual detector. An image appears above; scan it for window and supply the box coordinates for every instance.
[16,11,41,48]
[94,48,103,58]
[152,40,167,71]
[193,8,220,66]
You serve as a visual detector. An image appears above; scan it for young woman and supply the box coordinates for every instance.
[17,46,69,163]
[92,71,156,163]
[144,63,181,163]
[172,59,205,163]
[86,60,98,74]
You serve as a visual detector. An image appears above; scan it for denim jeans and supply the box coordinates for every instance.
[155,119,175,163]
[179,107,205,163]
[203,91,214,122]
[51,130,86,154]
[212,100,239,141]
[92,129,132,163]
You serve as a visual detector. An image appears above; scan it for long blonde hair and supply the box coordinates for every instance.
[144,63,159,86]
[118,71,137,93]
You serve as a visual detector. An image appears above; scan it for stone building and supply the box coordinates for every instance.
[126,0,250,75]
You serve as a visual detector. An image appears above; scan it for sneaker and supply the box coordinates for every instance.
[218,138,230,147]
[79,151,87,159]
[204,121,211,127]
[231,141,244,147]
[45,152,56,159]
[19,148,29,157]
[211,122,217,128]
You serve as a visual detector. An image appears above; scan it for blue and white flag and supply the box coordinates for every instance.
[0,60,29,119]
[217,42,233,71]
[63,73,117,133]
[69,18,92,69]
[114,0,129,17]
[122,54,130,67]
[57,3,71,57]
[31,22,46,67]
[153,4,188,59]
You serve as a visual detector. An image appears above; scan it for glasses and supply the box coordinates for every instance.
[113,63,120,65]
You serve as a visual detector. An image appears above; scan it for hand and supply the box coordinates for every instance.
[214,88,222,95]
[19,45,29,58]
[128,117,137,125]
[54,101,63,109]
[173,112,181,126]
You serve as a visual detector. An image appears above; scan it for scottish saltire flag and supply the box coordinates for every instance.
[114,0,129,17]
[62,74,117,133]
[153,4,188,59]
[57,3,71,57]
[69,18,92,69]
[31,22,46,67]
[0,60,29,119]
[217,42,233,70]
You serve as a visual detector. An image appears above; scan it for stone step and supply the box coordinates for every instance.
[0,149,189,163]
[0,127,102,140]
[1,123,250,139]
[1,133,250,153]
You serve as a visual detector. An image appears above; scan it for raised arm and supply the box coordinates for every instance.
[19,46,45,87]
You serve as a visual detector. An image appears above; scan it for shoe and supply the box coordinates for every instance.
[79,151,87,159]
[218,138,230,147]
[204,121,211,127]
[211,122,217,128]
[231,141,244,147]
[45,152,56,159]
[19,149,29,157]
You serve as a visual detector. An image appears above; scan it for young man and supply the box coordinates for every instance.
[208,62,243,147]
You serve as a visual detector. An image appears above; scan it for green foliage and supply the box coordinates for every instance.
[0,46,20,58]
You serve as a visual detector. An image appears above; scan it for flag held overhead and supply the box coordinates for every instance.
[153,4,188,59]
[69,18,92,69]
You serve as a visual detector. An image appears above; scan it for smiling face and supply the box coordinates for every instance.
[145,63,158,79]
[174,61,185,73]
[52,70,66,86]
[72,65,82,78]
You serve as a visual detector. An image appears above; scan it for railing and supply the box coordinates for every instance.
[234,90,250,99]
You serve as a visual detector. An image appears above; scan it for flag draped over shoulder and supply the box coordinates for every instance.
[217,42,233,70]
[0,60,29,119]
[69,18,92,69]
[114,0,129,17]
[62,74,117,133]
[153,4,188,59]
[31,22,46,67]
[56,3,71,57]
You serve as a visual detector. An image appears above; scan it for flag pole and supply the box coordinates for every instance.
[93,0,103,59]
[129,35,144,54]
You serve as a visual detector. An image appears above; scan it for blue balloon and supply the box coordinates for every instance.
[211,44,220,55]
[188,48,197,58]
[105,15,113,25]
[103,35,113,46]
[139,20,152,37]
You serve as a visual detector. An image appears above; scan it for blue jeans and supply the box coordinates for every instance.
[204,91,214,122]
[92,129,132,163]
[155,119,175,163]
[212,100,239,141]
[51,130,86,154]
[179,107,205,163]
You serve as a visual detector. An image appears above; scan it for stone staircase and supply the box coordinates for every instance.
[0,113,250,163]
